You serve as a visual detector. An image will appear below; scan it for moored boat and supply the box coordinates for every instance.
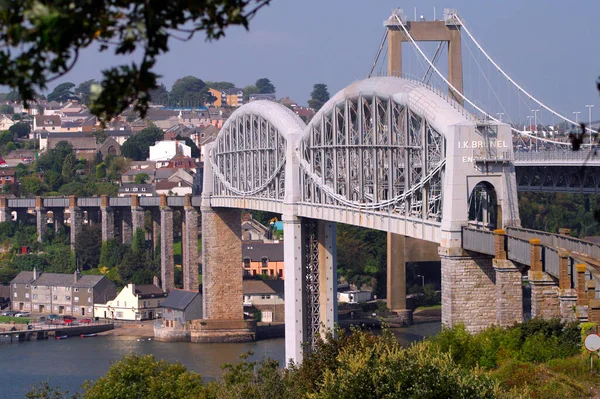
[55,335,68,340]
[80,333,97,338]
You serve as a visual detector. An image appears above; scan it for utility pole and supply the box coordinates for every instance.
[585,105,594,144]
[532,110,540,152]
[496,112,504,122]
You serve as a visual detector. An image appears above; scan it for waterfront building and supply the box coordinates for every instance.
[10,269,116,317]
[242,240,284,279]
[243,279,284,322]
[94,280,166,321]
[154,289,203,342]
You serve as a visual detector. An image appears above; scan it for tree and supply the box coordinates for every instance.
[308,83,330,112]
[243,85,259,101]
[9,122,31,139]
[149,83,169,105]
[0,104,14,114]
[96,163,107,179]
[134,173,150,184]
[62,153,77,181]
[47,82,77,103]
[169,76,215,107]
[75,79,99,105]
[205,81,236,91]
[75,225,102,270]
[0,1,271,124]
[255,78,275,94]
[121,125,164,161]
[21,176,44,196]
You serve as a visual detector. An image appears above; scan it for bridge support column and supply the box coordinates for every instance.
[386,233,412,323]
[53,209,64,233]
[131,195,145,237]
[493,230,522,326]
[317,220,337,337]
[152,208,161,256]
[284,214,304,364]
[440,247,496,332]
[101,195,114,242]
[121,208,133,244]
[36,197,46,243]
[0,197,11,222]
[69,196,82,250]
[160,195,174,292]
[182,195,199,292]
[576,264,588,321]
[558,251,577,322]
[194,206,254,343]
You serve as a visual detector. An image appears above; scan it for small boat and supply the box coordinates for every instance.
[55,335,68,340]
[80,333,97,338]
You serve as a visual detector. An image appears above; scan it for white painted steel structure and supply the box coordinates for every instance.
[203,76,521,364]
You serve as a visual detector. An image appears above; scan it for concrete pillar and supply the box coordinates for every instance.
[283,214,304,364]
[35,197,46,243]
[494,259,522,326]
[152,208,161,255]
[201,206,241,319]
[121,208,133,244]
[587,280,597,302]
[559,289,578,322]
[160,195,174,293]
[387,28,402,76]
[529,271,560,319]
[440,246,496,332]
[529,239,542,272]
[53,209,64,233]
[100,195,114,242]
[576,264,587,306]
[130,195,145,236]
[493,229,507,260]
[318,220,337,336]
[69,195,82,250]
[182,195,199,292]
[0,197,11,222]
[558,251,571,290]
[387,233,412,323]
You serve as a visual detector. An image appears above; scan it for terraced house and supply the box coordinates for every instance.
[10,269,116,317]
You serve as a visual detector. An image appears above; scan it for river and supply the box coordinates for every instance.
[0,320,440,398]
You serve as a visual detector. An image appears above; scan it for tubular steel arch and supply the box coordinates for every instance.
[210,101,305,200]
[298,92,446,223]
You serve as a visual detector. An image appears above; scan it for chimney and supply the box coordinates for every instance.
[33,267,37,280]
[74,269,80,283]
[153,276,159,287]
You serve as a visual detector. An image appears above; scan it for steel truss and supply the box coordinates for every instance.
[298,95,445,222]
[303,220,320,350]
[516,165,600,193]
[211,112,287,199]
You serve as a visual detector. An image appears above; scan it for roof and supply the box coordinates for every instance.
[48,136,97,151]
[134,284,165,298]
[159,289,200,310]
[223,88,243,95]
[119,184,154,193]
[242,241,283,262]
[11,271,35,284]
[0,169,15,177]
[155,168,177,179]
[11,271,107,288]
[243,279,284,295]
[155,180,191,191]
[35,115,61,126]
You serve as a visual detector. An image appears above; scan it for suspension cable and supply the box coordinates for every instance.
[368,29,388,78]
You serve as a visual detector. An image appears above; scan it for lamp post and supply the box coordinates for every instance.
[573,111,581,125]
[532,110,540,151]
[417,274,425,287]
[585,105,594,144]
[496,112,504,122]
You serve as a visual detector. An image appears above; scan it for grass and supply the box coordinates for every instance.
[173,238,201,257]
[0,316,32,324]
[414,304,441,312]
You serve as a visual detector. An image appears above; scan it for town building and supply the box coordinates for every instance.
[148,140,191,163]
[0,115,15,130]
[242,240,284,279]
[10,269,117,317]
[223,88,244,107]
[249,93,276,102]
[243,279,284,322]
[0,169,16,190]
[94,280,167,321]
[154,289,203,342]
[118,184,155,197]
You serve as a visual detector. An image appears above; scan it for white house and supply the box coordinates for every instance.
[148,140,191,162]
[242,279,285,322]
[94,280,167,321]
[0,115,15,131]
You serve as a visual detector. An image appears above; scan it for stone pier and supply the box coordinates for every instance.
[121,208,133,244]
[35,197,46,243]
[69,196,82,250]
[182,195,199,292]
[53,209,64,233]
[0,197,10,222]
[131,195,145,236]
[194,206,255,343]
[440,246,496,332]
[528,239,560,319]
[101,195,114,242]
[160,195,174,293]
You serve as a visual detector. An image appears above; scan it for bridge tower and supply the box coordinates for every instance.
[384,8,463,105]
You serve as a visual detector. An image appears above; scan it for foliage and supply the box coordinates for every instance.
[75,80,99,106]
[243,85,259,101]
[170,76,216,107]
[0,0,272,123]
[255,78,275,94]
[206,81,236,91]
[149,83,169,105]
[8,121,30,139]
[308,83,330,111]
[0,103,14,114]
[81,355,206,399]
[47,82,77,103]
[75,225,102,270]
[118,228,157,284]
[121,125,164,161]
[134,173,150,184]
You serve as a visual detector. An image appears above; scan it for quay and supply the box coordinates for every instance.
[0,322,114,343]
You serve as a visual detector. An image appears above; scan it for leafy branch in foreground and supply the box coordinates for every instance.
[0,0,271,123]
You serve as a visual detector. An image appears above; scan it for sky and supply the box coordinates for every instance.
[50,0,600,121]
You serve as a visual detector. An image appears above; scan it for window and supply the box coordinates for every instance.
[66,296,71,301]
[125,188,130,192]
[261,269,268,275]
[124,301,127,307]
[141,188,146,192]
[243,258,250,268]
[143,301,146,308]
[261,257,268,268]
[53,286,57,291]
[33,294,38,299]
[133,187,138,192]
[66,306,71,312]
[33,286,37,289]
[33,304,38,310]
[261,295,271,300]
[74,288,79,292]
[53,295,57,300]
[12,283,16,288]
[46,295,50,300]
[88,307,92,313]
[87,297,92,303]
[25,293,29,299]
[25,284,30,288]
[53,305,58,310]
[66,287,71,292]
[13,292,17,298]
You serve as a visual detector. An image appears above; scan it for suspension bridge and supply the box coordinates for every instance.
[195,9,600,364]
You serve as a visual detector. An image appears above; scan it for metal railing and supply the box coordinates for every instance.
[507,236,531,266]
[514,150,600,163]
[461,227,495,256]
[542,246,560,278]
[506,226,600,259]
